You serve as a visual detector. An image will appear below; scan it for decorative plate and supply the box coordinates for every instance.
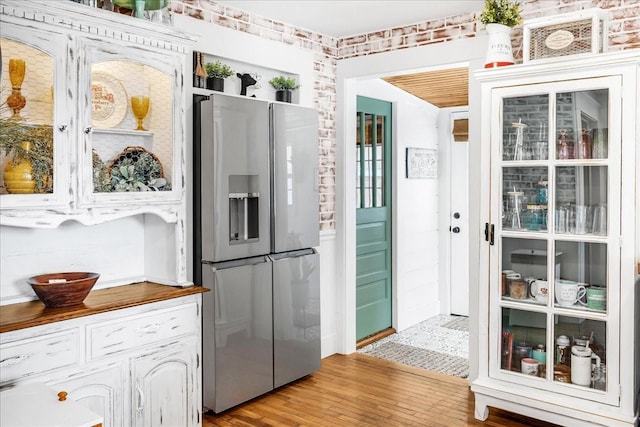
[91,71,127,128]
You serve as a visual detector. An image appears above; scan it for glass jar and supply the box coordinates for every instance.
[556,335,571,366]
[536,181,548,204]
[524,204,546,231]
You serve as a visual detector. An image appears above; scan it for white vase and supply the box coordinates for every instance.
[485,23,514,68]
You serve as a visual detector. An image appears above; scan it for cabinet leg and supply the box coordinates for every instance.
[474,399,489,421]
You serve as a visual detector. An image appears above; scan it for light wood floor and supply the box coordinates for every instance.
[203,353,559,426]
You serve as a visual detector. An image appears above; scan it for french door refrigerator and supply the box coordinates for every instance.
[194,93,320,413]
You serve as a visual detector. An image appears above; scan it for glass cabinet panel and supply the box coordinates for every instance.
[501,307,547,377]
[502,94,549,161]
[554,166,607,235]
[90,60,173,194]
[1,37,55,196]
[494,80,615,399]
[556,90,609,161]
[502,167,548,231]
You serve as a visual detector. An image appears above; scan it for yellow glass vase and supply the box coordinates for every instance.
[4,141,36,194]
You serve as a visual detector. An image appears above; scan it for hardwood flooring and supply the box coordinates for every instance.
[203,353,559,427]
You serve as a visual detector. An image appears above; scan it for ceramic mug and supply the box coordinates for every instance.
[521,358,539,376]
[530,279,548,304]
[555,279,587,307]
[587,285,607,311]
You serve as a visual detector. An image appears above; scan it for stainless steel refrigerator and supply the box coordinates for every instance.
[194,93,320,413]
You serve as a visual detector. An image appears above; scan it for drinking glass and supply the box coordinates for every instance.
[592,204,607,236]
[575,205,588,235]
[131,96,150,131]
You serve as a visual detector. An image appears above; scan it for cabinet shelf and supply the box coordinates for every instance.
[92,128,153,137]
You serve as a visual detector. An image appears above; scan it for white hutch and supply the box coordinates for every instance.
[472,50,639,426]
[0,2,204,426]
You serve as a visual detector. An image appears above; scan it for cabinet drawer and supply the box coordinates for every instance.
[87,303,198,359]
[0,330,79,383]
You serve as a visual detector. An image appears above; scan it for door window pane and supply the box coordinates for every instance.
[553,316,606,390]
[1,37,54,195]
[556,90,608,160]
[554,166,607,235]
[503,95,549,161]
[356,112,386,209]
[502,167,548,231]
[90,60,173,193]
[501,307,547,377]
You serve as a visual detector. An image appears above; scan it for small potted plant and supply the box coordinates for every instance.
[268,76,300,103]
[479,0,522,68]
[205,60,234,92]
[1,114,54,194]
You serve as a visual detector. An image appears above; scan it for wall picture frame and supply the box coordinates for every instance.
[406,147,437,179]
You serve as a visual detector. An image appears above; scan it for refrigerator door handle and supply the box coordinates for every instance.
[268,248,316,261]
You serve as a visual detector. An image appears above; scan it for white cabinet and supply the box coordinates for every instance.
[51,363,125,427]
[0,0,192,224]
[131,339,199,427]
[471,51,639,426]
[0,295,203,427]
[0,1,195,295]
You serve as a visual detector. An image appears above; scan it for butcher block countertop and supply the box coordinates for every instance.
[0,282,209,334]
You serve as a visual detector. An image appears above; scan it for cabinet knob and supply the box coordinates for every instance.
[58,124,68,132]
[84,126,93,134]
[57,391,67,401]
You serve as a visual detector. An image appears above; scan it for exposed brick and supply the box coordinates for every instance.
[172,0,640,232]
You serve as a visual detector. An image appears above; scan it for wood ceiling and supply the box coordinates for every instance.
[383,67,468,108]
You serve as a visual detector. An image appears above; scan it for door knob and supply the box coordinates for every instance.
[452,226,460,233]
[453,212,460,219]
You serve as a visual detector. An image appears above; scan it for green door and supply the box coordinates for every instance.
[356,96,392,341]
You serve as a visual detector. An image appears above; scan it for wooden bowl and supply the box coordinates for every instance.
[27,272,100,308]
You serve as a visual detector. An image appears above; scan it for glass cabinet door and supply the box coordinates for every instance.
[490,77,621,404]
[0,29,68,209]
[80,41,181,206]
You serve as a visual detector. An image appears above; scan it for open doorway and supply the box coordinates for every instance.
[335,37,486,380]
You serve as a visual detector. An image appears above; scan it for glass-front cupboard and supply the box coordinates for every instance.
[0,1,194,300]
[472,51,639,427]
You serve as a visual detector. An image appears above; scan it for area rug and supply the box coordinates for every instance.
[358,314,469,378]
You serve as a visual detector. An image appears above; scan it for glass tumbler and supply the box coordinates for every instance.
[592,204,607,235]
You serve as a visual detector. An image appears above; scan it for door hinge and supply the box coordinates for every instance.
[484,223,495,245]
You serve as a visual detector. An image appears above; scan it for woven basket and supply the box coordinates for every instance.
[108,146,164,178]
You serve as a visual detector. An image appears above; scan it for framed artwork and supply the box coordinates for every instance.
[406,147,437,179]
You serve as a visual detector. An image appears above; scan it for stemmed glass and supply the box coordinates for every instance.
[7,59,27,119]
[130,95,150,131]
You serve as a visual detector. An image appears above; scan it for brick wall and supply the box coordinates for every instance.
[169,0,640,232]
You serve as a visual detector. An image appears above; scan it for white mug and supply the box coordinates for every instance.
[555,279,587,307]
[521,357,539,376]
[530,279,548,304]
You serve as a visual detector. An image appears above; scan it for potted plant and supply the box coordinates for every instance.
[268,76,300,103]
[1,115,53,194]
[479,0,522,68]
[205,60,234,92]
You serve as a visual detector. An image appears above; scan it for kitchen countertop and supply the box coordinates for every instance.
[0,282,209,334]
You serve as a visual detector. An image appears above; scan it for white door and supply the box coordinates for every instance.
[449,112,469,316]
